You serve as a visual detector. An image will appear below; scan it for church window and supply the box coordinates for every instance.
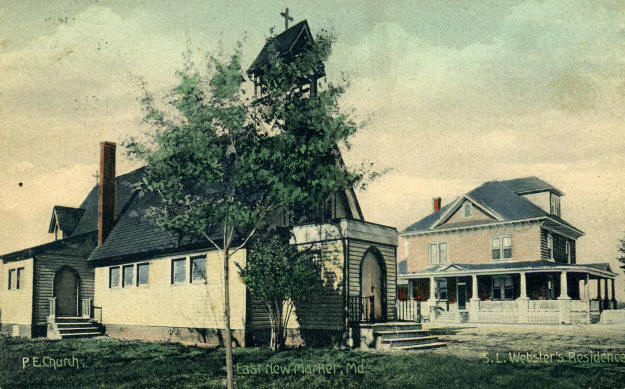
[191,256,206,283]
[109,267,120,288]
[122,265,134,288]
[137,263,149,286]
[172,258,186,284]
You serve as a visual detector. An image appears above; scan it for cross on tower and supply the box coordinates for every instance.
[280,7,293,30]
[92,170,100,185]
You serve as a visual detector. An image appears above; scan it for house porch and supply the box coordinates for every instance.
[400,261,618,325]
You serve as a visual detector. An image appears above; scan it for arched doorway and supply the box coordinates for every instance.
[360,248,386,321]
[53,267,80,317]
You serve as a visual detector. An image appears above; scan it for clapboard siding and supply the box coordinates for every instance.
[347,240,397,320]
[34,254,94,325]
[246,239,346,330]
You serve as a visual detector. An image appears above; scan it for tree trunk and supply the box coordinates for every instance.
[224,249,234,389]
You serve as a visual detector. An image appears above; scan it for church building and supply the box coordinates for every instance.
[0,19,400,348]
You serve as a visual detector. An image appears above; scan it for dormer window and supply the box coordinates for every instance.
[463,202,472,218]
[550,193,561,217]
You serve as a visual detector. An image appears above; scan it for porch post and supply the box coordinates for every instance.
[583,274,590,300]
[603,278,610,309]
[517,272,529,323]
[558,271,571,324]
[596,278,601,301]
[519,272,528,299]
[408,280,414,299]
[611,279,617,309]
[428,276,437,320]
[469,274,479,323]
[558,271,569,299]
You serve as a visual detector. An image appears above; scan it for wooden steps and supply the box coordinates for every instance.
[48,317,103,340]
[361,322,447,351]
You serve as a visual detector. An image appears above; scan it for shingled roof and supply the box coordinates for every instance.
[501,176,563,196]
[402,178,580,235]
[48,206,84,235]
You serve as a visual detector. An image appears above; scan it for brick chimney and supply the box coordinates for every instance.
[98,141,117,246]
[433,197,442,212]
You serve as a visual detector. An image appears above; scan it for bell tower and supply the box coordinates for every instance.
[247,13,325,101]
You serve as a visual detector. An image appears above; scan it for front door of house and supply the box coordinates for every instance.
[54,268,79,317]
[457,282,467,310]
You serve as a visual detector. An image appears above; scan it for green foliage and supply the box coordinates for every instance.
[239,229,321,305]
[124,31,363,246]
[237,229,322,350]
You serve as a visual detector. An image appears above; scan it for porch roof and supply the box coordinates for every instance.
[399,260,617,279]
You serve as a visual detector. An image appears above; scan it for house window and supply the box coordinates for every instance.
[122,265,134,288]
[137,263,149,286]
[8,269,14,290]
[109,267,121,288]
[191,256,206,283]
[547,234,554,260]
[464,202,472,218]
[491,235,512,260]
[428,242,448,264]
[492,276,513,300]
[550,193,560,216]
[172,258,186,284]
[436,279,448,300]
[565,241,571,263]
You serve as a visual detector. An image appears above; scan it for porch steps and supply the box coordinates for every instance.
[50,317,103,339]
[432,311,467,325]
[371,323,446,351]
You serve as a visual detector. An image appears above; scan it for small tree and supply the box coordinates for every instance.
[237,229,321,351]
[125,30,366,389]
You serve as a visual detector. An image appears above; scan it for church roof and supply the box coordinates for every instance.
[247,20,318,75]
[48,206,84,234]
[70,168,145,237]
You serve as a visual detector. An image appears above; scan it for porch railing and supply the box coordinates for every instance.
[529,300,559,310]
[81,298,93,319]
[347,296,375,323]
[48,297,56,319]
[479,300,516,311]
[93,306,103,324]
[396,299,421,322]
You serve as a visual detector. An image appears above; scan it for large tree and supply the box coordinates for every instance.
[125,31,365,388]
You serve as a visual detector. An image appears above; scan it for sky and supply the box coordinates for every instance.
[1,1,624,296]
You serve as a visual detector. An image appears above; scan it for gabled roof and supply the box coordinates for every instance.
[247,20,323,76]
[402,178,580,235]
[48,206,84,234]
[70,168,145,237]
[501,176,563,196]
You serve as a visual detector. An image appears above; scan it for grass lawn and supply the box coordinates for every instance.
[1,325,625,388]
